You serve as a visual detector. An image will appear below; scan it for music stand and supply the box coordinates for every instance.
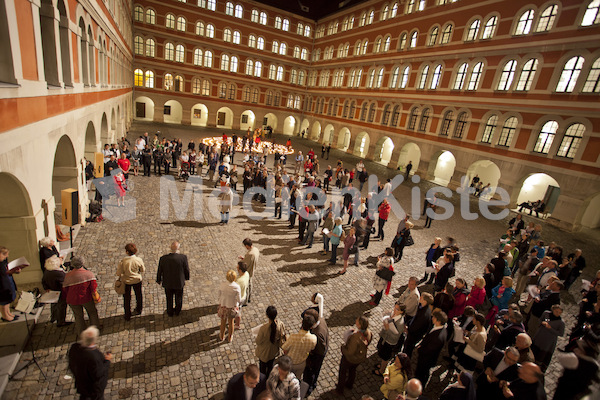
[10,293,48,380]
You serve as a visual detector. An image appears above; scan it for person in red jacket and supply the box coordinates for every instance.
[63,256,101,335]
[377,198,391,241]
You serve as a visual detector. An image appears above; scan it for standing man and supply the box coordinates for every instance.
[376,198,391,241]
[156,241,190,317]
[404,161,413,180]
[302,308,329,397]
[281,314,317,379]
[141,145,152,177]
[295,151,304,175]
[397,277,420,325]
[239,238,259,303]
[68,326,112,400]
[326,144,331,160]
[224,364,267,400]
[414,309,448,388]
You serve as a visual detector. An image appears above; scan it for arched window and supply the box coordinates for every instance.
[206,24,215,38]
[245,87,253,102]
[408,107,419,130]
[515,9,534,35]
[368,10,374,24]
[235,4,243,18]
[367,69,376,88]
[441,24,453,43]
[274,16,282,29]
[382,104,391,125]
[417,65,429,89]
[193,48,203,65]
[228,83,236,99]
[276,66,284,81]
[391,105,401,126]
[374,38,382,53]
[176,16,186,32]
[225,2,234,16]
[582,58,600,92]
[202,79,210,95]
[497,60,517,90]
[218,82,227,98]
[204,50,213,67]
[230,56,238,73]
[251,9,259,23]
[381,4,389,20]
[246,60,254,75]
[454,63,468,90]
[220,54,230,71]
[297,22,304,34]
[361,40,368,55]
[515,58,538,91]
[164,73,174,90]
[254,61,262,77]
[359,102,368,121]
[145,39,155,57]
[301,48,308,60]
[294,46,301,58]
[266,90,273,105]
[581,0,600,26]
[166,14,175,29]
[304,25,311,37]
[454,112,468,138]
[233,31,241,44]
[440,111,454,135]
[279,43,287,56]
[145,71,154,88]
[192,78,202,94]
[391,3,398,17]
[384,36,391,52]
[399,33,407,50]
[196,21,205,36]
[467,62,484,90]
[282,18,289,31]
[146,9,156,24]
[390,67,400,88]
[134,36,144,55]
[430,65,442,89]
[253,88,260,103]
[482,16,497,39]
[248,35,256,48]
[498,117,518,146]
[466,19,480,41]
[368,103,376,122]
[428,27,439,46]
[349,101,356,118]
[419,108,430,132]
[400,66,410,88]
[134,68,143,86]
[257,37,265,50]
[259,12,267,25]
[557,123,585,158]
[223,28,232,42]
[533,121,558,153]
[407,0,416,13]
[481,115,498,143]
[536,5,557,32]
[175,44,185,62]
[164,43,174,61]
[556,56,584,92]
[272,40,279,53]
[134,6,143,22]
[409,32,418,48]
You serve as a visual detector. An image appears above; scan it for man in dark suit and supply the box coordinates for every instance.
[476,346,520,400]
[403,293,433,357]
[156,241,190,316]
[302,308,329,396]
[528,280,562,335]
[415,309,448,388]
[68,326,112,400]
[224,364,266,400]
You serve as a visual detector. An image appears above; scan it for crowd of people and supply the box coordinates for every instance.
[2,131,598,400]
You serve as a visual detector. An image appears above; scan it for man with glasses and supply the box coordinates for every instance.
[224,364,267,400]
[476,346,520,399]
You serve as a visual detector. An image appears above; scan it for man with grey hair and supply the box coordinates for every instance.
[63,255,101,334]
[393,378,425,400]
[68,326,112,399]
[157,241,189,317]
[476,346,520,399]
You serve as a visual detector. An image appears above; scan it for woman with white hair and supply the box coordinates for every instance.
[68,326,112,400]
[39,237,60,273]
[42,255,70,327]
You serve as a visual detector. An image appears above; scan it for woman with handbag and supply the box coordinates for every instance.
[370,248,395,306]
[218,269,241,342]
[374,302,406,376]
[339,227,356,275]
[116,243,145,321]
[255,305,287,378]
[455,313,487,373]
[391,221,414,262]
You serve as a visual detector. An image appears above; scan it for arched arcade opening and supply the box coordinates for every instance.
[310,121,321,141]
[373,137,394,166]
[396,143,421,176]
[164,100,183,124]
[338,128,351,151]
[465,160,501,198]
[134,96,155,122]
[515,173,560,215]
[353,132,370,158]
[191,103,209,127]
[429,150,456,187]
[240,110,256,131]
[283,116,297,135]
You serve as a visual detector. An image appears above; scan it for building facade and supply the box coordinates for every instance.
[133,0,600,231]
[0,0,133,286]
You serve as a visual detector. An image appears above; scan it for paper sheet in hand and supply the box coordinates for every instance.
[382,315,391,323]
[581,279,591,292]
[322,228,330,235]
[527,285,540,299]
[453,323,465,343]
[59,248,75,258]
[251,324,262,338]
[8,257,29,271]
[40,291,61,304]
[424,267,437,274]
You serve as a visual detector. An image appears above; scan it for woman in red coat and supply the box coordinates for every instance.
[465,276,487,311]
[449,278,469,319]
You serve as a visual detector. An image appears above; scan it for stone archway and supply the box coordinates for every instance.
[465,160,501,198]
[164,100,183,124]
[310,121,321,141]
[283,116,296,135]
[337,127,351,151]
[373,137,394,166]
[300,119,310,137]
[323,124,334,145]
[240,110,256,131]
[428,150,456,187]
[52,135,79,225]
[396,143,421,176]
[134,96,155,122]
[84,121,97,163]
[100,112,109,145]
[262,113,278,131]
[515,173,560,214]
[353,132,370,158]
[575,192,600,229]
[191,103,209,127]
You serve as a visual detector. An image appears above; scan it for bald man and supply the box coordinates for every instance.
[157,241,190,316]
[500,362,546,400]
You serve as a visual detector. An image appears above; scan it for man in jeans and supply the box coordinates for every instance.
[62,256,101,335]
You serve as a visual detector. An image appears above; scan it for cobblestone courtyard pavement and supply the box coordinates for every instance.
[4,122,599,399]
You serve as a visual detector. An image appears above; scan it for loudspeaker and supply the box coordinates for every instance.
[61,189,79,227]
[94,152,104,178]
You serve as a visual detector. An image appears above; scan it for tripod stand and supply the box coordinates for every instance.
[10,309,46,380]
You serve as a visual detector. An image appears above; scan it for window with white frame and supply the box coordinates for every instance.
[361,40,368,55]
[253,88,259,103]
[582,58,600,92]
[581,0,600,26]
[268,65,276,80]
[359,12,367,27]
[381,4,389,20]
[204,50,212,67]
[260,12,267,25]
[533,121,558,153]
[301,48,308,60]
[407,0,415,14]
[251,9,259,23]
[164,43,174,60]
[134,6,143,22]
[245,59,253,75]
[482,16,497,39]
[146,9,156,24]
[298,70,306,85]
[454,63,468,90]
[391,3,398,17]
[146,39,155,57]
[202,79,210,95]
[368,10,374,24]
[481,115,498,143]
[134,36,143,55]
[257,37,265,50]
[304,25,311,37]
[497,60,517,90]
[297,22,304,35]
[374,38,382,53]
[196,21,205,35]
[417,65,429,89]
[557,123,585,158]
[248,35,256,48]
[556,56,584,92]
[515,58,538,91]
[174,76,183,93]
[166,14,175,29]
[467,62,484,90]
[224,28,232,42]
[515,9,534,35]
[382,105,391,125]
[254,61,262,77]
[498,117,518,146]
[275,16,282,29]
[441,24,453,43]
[164,73,173,90]
[430,65,442,89]
[279,43,287,56]
[536,4,557,32]
[233,31,241,44]
[409,32,418,48]
[145,71,154,88]
[225,2,234,16]
[206,24,215,38]
[466,19,480,41]
[391,105,401,125]
[235,4,243,18]
[276,66,284,81]
[220,54,230,71]
[368,103,376,122]
[429,27,439,46]
[207,0,215,11]
[272,40,279,53]
[193,48,203,65]
[399,33,407,50]
[176,16,186,32]
[384,36,391,51]
[390,67,400,88]
[192,78,202,94]
[400,66,410,88]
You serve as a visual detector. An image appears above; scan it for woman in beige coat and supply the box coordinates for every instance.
[455,313,487,372]
[255,305,287,378]
[116,243,145,321]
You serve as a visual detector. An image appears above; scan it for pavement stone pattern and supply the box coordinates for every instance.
[3,122,599,400]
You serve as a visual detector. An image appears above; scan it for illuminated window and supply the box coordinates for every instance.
[515,58,538,91]
[259,12,267,25]
[515,10,534,35]
[277,66,284,81]
[430,65,442,89]
[441,24,453,43]
[251,9,259,23]
[279,43,287,56]
[274,16,282,29]
[581,0,600,26]
[454,63,468,90]
[164,73,173,90]
[482,16,497,39]
[134,68,143,86]
[467,62,484,90]
[282,19,289,31]
[368,10,374,24]
[466,19,480,41]
[556,56,584,92]
[304,26,311,37]
[533,121,558,153]
[407,0,415,14]
[428,27,439,46]
[391,3,398,17]
[257,37,265,50]
[297,22,304,34]
[272,40,279,53]
[384,36,391,51]
[194,49,203,66]
[254,61,262,77]
[235,4,243,18]
[301,48,308,60]
[557,123,585,158]
[164,43,174,61]
[381,4,389,20]
[202,79,210,95]
[497,60,517,90]
[417,65,429,89]
[220,54,230,71]
[146,9,155,24]
[192,78,201,94]
[134,6,143,22]
[166,14,175,29]
[225,2,234,15]
[196,21,205,36]
[248,35,256,48]
[409,32,418,48]
[400,66,410,88]
[391,105,401,126]
[230,56,238,73]
[233,31,241,44]
[536,5,557,32]
[134,36,143,55]
[223,29,232,42]
[145,71,154,88]
[206,24,214,38]
[175,45,185,63]
[498,117,518,146]
[390,67,400,88]
[145,39,155,57]
[399,33,407,50]
[440,111,454,136]
[207,0,215,11]
[204,51,212,67]
[481,115,498,143]
[582,58,600,92]
[176,16,186,32]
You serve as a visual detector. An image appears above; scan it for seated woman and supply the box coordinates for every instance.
[39,237,61,273]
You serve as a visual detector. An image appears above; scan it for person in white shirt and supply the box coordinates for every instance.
[218,269,241,343]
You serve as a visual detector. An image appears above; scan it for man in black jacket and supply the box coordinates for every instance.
[156,241,190,317]
[224,364,266,400]
[302,308,329,396]
[403,293,433,357]
[415,309,448,388]
[68,326,112,400]
[476,346,520,400]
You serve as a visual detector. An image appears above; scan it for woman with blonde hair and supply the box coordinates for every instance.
[218,269,241,342]
[465,277,486,311]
